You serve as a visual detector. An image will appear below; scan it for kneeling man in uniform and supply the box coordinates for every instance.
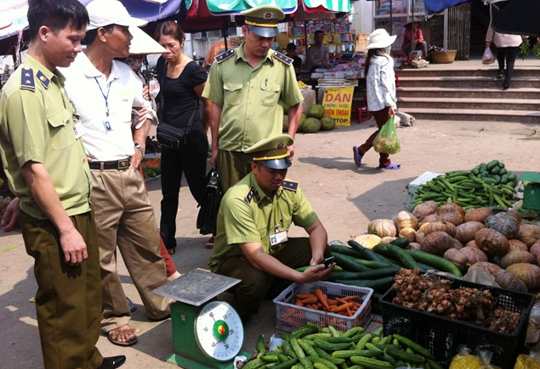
[208,134,334,318]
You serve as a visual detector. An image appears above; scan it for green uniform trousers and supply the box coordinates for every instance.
[20,210,103,369]
[217,149,254,193]
[217,238,331,318]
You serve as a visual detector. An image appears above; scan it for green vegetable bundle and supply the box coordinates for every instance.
[413,160,516,209]
[243,326,442,369]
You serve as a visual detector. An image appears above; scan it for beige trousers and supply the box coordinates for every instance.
[90,168,171,332]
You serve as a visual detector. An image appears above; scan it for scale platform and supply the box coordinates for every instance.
[153,269,250,369]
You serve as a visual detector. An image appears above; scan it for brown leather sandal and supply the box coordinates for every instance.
[107,325,138,347]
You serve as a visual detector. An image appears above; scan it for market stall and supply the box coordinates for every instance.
[230,159,540,369]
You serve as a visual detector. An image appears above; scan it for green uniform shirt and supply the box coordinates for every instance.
[209,172,318,272]
[0,55,92,219]
[202,44,303,152]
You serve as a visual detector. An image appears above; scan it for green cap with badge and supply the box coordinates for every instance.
[241,5,285,38]
[245,134,293,170]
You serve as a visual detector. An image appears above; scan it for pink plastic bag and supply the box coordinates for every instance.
[482,47,495,64]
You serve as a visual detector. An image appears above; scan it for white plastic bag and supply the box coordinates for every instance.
[482,47,495,64]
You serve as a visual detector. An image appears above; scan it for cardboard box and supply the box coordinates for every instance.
[520,172,540,210]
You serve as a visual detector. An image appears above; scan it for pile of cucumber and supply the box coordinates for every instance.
[329,239,462,296]
[413,160,517,209]
[244,324,442,369]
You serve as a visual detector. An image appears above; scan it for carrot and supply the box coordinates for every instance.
[296,300,304,307]
[296,293,315,299]
[300,296,319,305]
[346,305,353,317]
[327,299,338,306]
[331,302,354,313]
[341,295,360,301]
[315,289,331,311]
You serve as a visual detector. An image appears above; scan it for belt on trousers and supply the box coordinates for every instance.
[88,158,131,170]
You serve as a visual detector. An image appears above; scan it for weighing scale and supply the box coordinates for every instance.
[153,269,251,369]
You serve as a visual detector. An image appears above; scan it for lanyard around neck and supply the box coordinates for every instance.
[94,77,112,117]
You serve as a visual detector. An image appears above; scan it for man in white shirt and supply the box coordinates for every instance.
[61,0,171,347]
[306,30,331,72]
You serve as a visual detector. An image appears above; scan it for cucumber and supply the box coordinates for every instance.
[487,160,499,171]
[331,267,398,280]
[329,245,363,258]
[384,347,425,364]
[314,347,345,365]
[392,334,435,360]
[350,356,393,369]
[346,240,386,261]
[271,358,298,369]
[335,276,394,293]
[313,339,352,351]
[406,250,462,277]
[389,238,409,249]
[331,349,382,359]
[328,271,364,281]
[332,253,371,272]
[351,258,393,269]
[292,324,320,338]
[372,243,418,270]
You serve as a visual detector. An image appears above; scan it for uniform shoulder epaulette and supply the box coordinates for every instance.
[36,70,50,89]
[20,68,35,91]
[282,180,298,192]
[245,186,262,203]
[215,49,235,64]
[273,51,293,65]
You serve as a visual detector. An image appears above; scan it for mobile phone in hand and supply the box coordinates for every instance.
[322,256,335,268]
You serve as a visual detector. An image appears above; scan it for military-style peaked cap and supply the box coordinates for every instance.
[245,134,293,169]
[241,5,285,38]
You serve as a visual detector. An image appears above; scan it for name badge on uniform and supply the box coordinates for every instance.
[269,230,288,246]
[72,122,85,139]
[103,119,112,131]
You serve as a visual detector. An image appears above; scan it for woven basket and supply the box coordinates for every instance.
[431,49,457,64]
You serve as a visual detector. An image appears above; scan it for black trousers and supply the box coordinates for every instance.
[497,46,519,88]
[160,130,209,249]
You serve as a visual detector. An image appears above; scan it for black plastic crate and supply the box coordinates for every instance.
[380,276,535,369]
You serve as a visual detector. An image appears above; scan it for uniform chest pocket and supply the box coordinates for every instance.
[47,109,76,151]
[223,83,244,106]
[260,82,280,107]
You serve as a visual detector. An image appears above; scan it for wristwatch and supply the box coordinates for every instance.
[134,143,145,156]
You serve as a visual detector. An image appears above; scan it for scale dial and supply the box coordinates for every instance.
[195,301,244,362]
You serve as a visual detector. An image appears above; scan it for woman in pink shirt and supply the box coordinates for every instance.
[402,18,427,58]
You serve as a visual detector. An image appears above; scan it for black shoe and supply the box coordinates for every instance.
[502,85,510,90]
[126,297,137,313]
[496,73,504,80]
[98,356,126,369]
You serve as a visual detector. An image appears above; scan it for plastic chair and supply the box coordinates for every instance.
[355,97,370,123]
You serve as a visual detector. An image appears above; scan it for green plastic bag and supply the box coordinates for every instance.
[373,116,401,154]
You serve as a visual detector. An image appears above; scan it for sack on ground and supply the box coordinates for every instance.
[373,116,401,154]
[482,47,495,64]
[156,122,190,150]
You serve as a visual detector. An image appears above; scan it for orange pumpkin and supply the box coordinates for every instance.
[436,202,465,226]
[464,207,493,224]
[422,221,457,237]
[484,212,519,240]
[454,221,484,244]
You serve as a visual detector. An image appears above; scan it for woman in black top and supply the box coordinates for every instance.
[154,21,211,254]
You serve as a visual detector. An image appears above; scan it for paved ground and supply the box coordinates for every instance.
[1,58,540,369]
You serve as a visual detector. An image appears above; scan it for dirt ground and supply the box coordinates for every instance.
[1,118,540,368]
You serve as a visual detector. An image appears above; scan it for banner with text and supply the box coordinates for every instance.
[322,87,354,126]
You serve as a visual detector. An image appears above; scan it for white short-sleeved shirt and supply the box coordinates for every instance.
[62,53,150,161]
[366,53,397,112]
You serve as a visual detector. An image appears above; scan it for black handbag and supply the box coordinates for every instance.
[156,107,196,150]
[196,169,222,235]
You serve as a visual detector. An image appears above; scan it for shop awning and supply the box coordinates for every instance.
[0,0,28,41]
[205,0,350,15]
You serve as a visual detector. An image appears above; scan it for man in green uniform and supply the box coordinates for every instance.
[209,134,333,318]
[0,0,124,368]
[202,5,304,193]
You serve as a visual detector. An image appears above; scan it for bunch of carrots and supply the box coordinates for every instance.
[295,289,362,317]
